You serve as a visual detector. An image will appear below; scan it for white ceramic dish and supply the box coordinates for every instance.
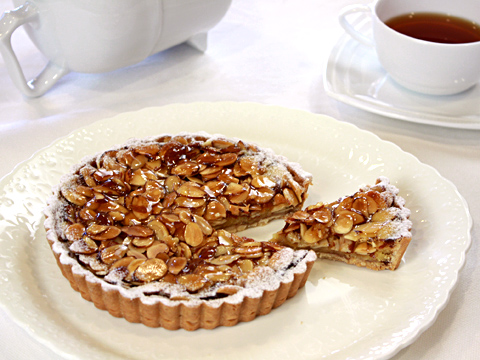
[0,103,472,360]
[324,18,480,130]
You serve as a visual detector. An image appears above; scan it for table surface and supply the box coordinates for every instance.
[0,0,478,359]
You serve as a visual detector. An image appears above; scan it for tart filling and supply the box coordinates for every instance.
[44,132,315,329]
[271,177,412,271]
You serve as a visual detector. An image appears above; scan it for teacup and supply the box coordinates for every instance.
[0,0,232,97]
[339,0,480,95]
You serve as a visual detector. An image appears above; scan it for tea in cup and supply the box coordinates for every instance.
[339,0,480,95]
[0,0,232,97]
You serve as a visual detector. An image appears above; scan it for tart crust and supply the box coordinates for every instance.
[44,132,315,330]
[44,222,316,330]
[271,177,412,271]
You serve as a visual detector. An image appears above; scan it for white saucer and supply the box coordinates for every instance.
[324,19,480,130]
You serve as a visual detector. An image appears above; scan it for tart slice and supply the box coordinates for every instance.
[44,132,315,330]
[271,177,412,271]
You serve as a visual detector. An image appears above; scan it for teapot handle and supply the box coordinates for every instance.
[0,2,69,97]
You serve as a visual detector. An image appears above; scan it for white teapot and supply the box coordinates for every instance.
[0,0,232,97]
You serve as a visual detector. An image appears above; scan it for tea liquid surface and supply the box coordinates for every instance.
[385,12,480,44]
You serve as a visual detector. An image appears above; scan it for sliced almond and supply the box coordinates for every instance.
[171,161,200,176]
[302,226,320,244]
[147,219,170,240]
[69,236,98,254]
[146,242,170,258]
[371,208,396,223]
[215,153,238,166]
[110,256,135,270]
[177,274,206,292]
[251,175,276,189]
[65,223,85,242]
[238,259,254,273]
[239,156,259,175]
[354,222,384,236]
[167,256,187,275]
[224,182,245,195]
[62,189,87,206]
[122,225,154,237]
[234,245,263,255]
[130,154,148,170]
[337,209,365,225]
[312,208,332,224]
[100,244,127,264]
[184,222,204,247]
[333,214,354,234]
[176,182,206,198]
[229,190,249,204]
[88,225,122,241]
[354,242,375,255]
[253,187,276,204]
[127,259,145,275]
[165,175,182,193]
[204,272,232,282]
[283,188,299,206]
[174,196,206,208]
[207,254,241,265]
[131,236,155,248]
[193,214,213,235]
[204,200,227,221]
[134,144,161,157]
[134,258,167,282]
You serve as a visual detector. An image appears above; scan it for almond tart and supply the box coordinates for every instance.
[271,177,412,271]
[44,132,315,330]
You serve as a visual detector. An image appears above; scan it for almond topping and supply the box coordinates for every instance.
[134,258,167,282]
[302,227,320,244]
[87,225,122,241]
[193,214,214,235]
[283,188,299,206]
[333,214,354,234]
[176,182,206,198]
[184,222,204,247]
[312,208,332,224]
[167,257,187,274]
[177,274,206,292]
[62,189,87,206]
[146,242,170,258]
[204,200,227,220]
[65,223,85,242]
[56,134,313,292]
[251,175,276,189]
[69,236,98,254]
[110,256,135,270]
[101,245,128,264]
[216,153,238,166]
[171,161,200,176]
[122,225,154,237]
[207,254,241,265]
[174,196,206,208]
[132,236,155,248]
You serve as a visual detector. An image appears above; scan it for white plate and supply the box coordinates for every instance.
[0,102,472,360]
[324,18,480,130]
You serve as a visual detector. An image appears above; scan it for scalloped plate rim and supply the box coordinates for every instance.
[0,102,473,360]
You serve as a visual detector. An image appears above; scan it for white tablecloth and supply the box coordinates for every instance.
[0,0,478,359]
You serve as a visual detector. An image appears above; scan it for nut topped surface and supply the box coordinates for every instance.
[58,133,312,233]
[44,133,315,328]
[271,177,412,271]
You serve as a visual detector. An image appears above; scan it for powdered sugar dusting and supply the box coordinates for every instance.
[361,176,412,240]
[43,131,317,311]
